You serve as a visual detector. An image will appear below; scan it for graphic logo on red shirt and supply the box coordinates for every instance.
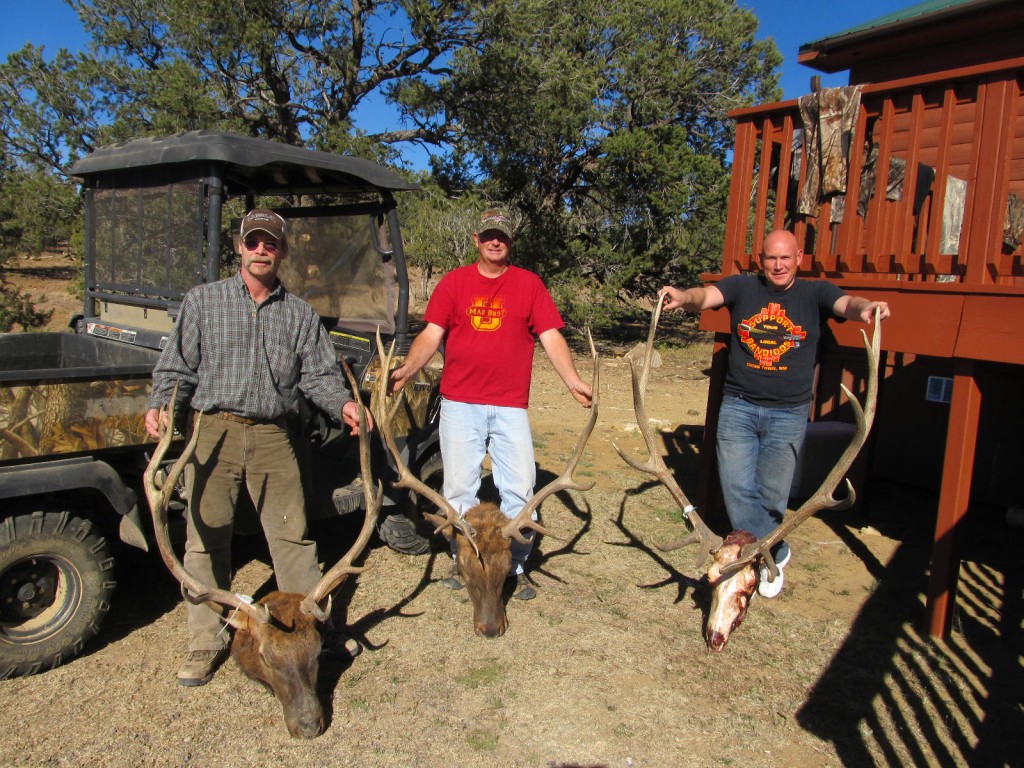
[737,302,807,369]
[466,296,507,332]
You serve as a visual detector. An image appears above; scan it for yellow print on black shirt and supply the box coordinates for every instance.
[737,302,807,370]
[466,295,506,332]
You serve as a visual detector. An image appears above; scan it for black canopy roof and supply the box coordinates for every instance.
[68,130,420,196]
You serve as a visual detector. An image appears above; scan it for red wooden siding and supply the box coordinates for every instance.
[719,59,1024,287]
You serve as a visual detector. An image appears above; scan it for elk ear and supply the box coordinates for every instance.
[219,598,270,633]
[225,607,256,633]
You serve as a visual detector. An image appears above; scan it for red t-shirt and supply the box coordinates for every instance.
[424,264,564,408]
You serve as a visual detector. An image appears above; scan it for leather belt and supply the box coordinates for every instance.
[205,409,289,428]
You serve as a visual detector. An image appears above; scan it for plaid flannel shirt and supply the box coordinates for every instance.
[149,272,352,421]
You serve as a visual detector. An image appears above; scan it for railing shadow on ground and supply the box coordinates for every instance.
[618,418,1023,766]
[796,480,1024,767]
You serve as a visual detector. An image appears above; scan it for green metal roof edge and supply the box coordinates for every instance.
[799,0,992,53]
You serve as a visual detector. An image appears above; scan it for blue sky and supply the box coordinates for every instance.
[4,0,914,165]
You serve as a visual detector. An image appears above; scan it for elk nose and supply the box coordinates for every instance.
[705,630,728,652]
[293,717,323,740]
[475,622,505,639]
[289,711,325,740]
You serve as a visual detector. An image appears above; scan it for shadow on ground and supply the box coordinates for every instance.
[797,480,1024,767]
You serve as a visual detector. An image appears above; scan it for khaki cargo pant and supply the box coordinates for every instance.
[183,415,321,651]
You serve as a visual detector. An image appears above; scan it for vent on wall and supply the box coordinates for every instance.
[926,375,954,404]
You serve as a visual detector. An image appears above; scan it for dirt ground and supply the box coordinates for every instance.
[1,251,82,333]
[1,254,1021,767]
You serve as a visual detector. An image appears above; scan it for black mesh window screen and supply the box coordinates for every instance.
[92,171,204,300]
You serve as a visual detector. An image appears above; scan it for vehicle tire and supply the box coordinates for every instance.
[377,512,431,555]
[409,452,445,520]
[0,511,115,678]
[376,450,440,552]
[407,451,497,512]
[377,452,444,555]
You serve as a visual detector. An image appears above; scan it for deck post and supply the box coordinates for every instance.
[927,359,981,638]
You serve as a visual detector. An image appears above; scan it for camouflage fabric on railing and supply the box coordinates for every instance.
[797,85,863,218]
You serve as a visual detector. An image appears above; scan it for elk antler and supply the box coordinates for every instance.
[501,328,600,544]
[372,330,480,557]
[300,360,383,619]
[614,292,724,569]
[143,383,271,625]
[719,307,883,580]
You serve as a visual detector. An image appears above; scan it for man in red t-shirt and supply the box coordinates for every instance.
[390,205,592,598]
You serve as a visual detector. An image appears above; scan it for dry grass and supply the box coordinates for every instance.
[1,261,1020,767]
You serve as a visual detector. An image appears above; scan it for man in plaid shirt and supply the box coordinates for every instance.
[146,209,366,686]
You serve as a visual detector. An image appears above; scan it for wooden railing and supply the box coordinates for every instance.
[722,57,1024,287]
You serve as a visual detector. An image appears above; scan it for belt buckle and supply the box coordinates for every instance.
[214,410,250,425]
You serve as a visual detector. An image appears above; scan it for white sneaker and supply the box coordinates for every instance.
[757,546,791,599]
[774,545,792,570]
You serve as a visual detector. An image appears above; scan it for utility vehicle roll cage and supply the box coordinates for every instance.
[68,130,421,362]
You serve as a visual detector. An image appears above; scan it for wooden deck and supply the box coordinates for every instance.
[700,55,1024,639]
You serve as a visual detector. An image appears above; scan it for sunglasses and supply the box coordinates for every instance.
[243,238,280,254]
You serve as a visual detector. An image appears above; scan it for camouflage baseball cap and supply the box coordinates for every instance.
[475,206,514,239]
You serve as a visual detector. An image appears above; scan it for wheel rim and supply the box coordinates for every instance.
[0,555,83,644]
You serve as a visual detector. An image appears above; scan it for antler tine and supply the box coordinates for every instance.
[302,360,383,619]
[720,308,883,580]
[143,383,271,624]
[501,328,600,545]
[372,329,480,557]
[614,292,723,568]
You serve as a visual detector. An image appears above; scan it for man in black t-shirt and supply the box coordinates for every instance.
[662,229,890,597]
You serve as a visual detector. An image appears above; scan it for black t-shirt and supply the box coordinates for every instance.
[717,274,846,407]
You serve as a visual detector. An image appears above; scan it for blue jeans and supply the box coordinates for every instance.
[439,399,536,573]
[716,395,808,553]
